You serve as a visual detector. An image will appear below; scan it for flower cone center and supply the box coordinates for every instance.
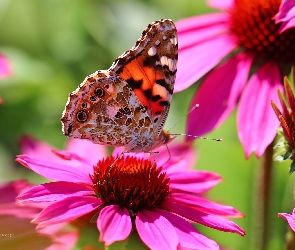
[90,156,170,214]
[229,0,295,63]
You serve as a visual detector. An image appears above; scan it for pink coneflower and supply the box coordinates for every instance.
[0,54,10,79]
[278,209,295,232]
[0,180,78,250]
[0,54,11,103]
[16,137,245,249]
[175,0,295,157]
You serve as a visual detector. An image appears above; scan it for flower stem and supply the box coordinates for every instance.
[253,142,273,250]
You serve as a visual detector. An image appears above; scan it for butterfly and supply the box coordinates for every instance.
[61,19,178,153]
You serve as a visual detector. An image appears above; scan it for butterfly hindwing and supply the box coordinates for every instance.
[61,70,153,148]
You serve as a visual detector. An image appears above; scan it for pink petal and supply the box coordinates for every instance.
[176,13,230,48]
[136,209,178,250]
[186,52,252,138]
[237,62,283,158]
[19,136,96,172]
[278,18,295,33]
[17,182,93,204]
[175,33,237,92]
[168,171,222,193]
[0,54,11,78]
[0,203,41,218]
[19,135,59,160]
[153,141,197,173]
[0,180,33,204]
[66,138,108,165]
[97,205,132,246]
[275,0,295,22]
[278,209,295,232]
[33,196,102,228]
[16,155,92,184]
[169,192,243,217]
[274,0,295,32]
[112,147,147,160]
[162,200,245,236]
[207,0,234,10]
[155,208,219,250]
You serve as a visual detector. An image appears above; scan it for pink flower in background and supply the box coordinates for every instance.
[16,137,245,249]
[278,209,295,232]
[175,0,295,158]
[0,180,78,250]
[0,54,11,103]
[0,54,11,79]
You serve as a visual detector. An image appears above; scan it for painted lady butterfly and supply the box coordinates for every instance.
[61,19,178,153]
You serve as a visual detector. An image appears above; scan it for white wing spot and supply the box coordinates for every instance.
[160,56,168,67]
[170,36,177,45]
[148,46,157,56]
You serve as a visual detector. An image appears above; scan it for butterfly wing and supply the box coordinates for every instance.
[110,19,178,135]
[61,70,153,148]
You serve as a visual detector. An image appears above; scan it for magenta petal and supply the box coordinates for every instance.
[162,200,245,236]
[169,192,243,217]
[34,196,102,228]
[186,53,252,138]
[153,142,197,173]
[175,33,236,92]
[97,205,132,246]
[16,155,92,184]
[237,62,283,158]
[17,182,93,204]
[155,208,219,250]
[136,209,178,250]
[19,135,61,161]
[0,54,11,78]
[278,209,295,232]
[275,0,295,22]
[207,0,234,10]
[168,171,221,193]
[66,138,108,166]
[176,13,230,48]
[278,18,295,33]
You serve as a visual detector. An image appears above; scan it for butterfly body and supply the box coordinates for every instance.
[61,19,178,153]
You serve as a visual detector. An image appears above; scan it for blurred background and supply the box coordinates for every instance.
[0,0,293,249]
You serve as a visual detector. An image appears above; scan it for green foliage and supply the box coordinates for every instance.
[0,1,292,249]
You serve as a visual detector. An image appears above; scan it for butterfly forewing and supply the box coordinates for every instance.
[110,19,178,133]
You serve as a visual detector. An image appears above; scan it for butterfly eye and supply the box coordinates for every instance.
[94,88,105,98]
[76,110,88,122]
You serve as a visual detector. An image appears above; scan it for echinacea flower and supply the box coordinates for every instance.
[16,137,245,249]
[0,180,78,250]
[271,76,295,174]
[175,0,295,157]
[278,208,295,232]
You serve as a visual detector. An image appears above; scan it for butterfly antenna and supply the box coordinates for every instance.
[167,103,222,142]
[167,104,199,132]
[170,133,222,141]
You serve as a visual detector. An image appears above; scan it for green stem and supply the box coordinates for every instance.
[261,142,273,250]
[253,142,273,250]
